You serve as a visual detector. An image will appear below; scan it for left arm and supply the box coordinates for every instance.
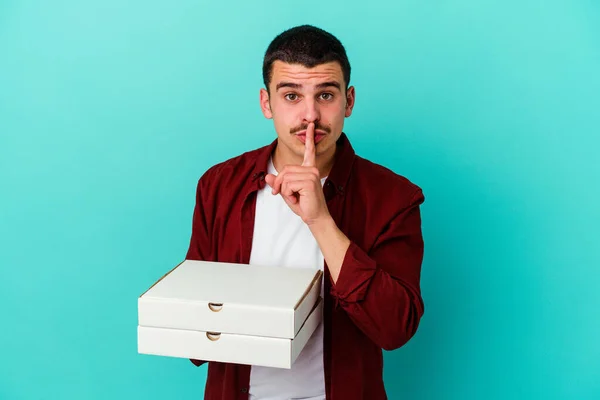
[265,123,425,350]
[310,190,425,351]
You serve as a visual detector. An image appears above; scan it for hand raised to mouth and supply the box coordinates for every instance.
[264,122,331,226]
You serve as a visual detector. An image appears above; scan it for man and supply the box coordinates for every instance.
[186,25,425,400]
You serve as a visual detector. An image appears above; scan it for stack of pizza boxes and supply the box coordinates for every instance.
[138,260,323,368]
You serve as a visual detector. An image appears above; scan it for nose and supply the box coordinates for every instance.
[303,97,320,124]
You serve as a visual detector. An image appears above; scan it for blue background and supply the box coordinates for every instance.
[1,1,599,399]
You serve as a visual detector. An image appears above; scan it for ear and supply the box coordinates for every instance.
[260,88,273,119]
[344,86,356,118]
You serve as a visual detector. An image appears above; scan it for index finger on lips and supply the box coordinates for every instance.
[302,122,316,167]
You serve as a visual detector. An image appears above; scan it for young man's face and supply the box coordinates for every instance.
[260,60,355,164]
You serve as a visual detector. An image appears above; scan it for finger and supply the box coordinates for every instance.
[265,173,275,187]
[302,122,316,168]
[283,192,298,205]
[278,165,319,177]
[272,168,294,195]
[280,180,297,204]
[271,167,292,195]
[272,173,283,195]
[265,173,280,195]
[282,172,319,183]
[284,192,298,204]
[282,179,313,199]
[282,192,298,206]
[273,165,320,195]
[281,173,319,196]
[272,166,308,195]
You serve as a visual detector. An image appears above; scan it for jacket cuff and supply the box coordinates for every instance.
[330,242,376,305]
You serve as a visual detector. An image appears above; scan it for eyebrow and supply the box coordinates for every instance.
[276,82,301,91]
[316,81,341,90]
[275,81,342,91]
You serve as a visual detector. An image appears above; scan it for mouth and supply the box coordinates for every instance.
[295,131,327,144]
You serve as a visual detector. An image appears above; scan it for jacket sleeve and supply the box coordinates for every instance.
[330,189,425,351]
[186,176,212,262]
[185,177,211,367]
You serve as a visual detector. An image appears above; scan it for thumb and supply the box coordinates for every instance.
[265,173,275,187]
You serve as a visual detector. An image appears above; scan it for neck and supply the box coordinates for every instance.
[272,141,336,179]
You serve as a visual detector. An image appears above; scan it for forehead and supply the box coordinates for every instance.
[270,60,344,88]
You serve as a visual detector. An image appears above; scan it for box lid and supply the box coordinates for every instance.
[138,260,322,339]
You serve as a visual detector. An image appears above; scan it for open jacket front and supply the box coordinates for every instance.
[186,133,425,400]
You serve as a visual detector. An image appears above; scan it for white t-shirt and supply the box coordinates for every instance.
[248,158,326,400]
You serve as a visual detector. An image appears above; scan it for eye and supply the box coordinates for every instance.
[284,93,299,101]
[319,92,334,101]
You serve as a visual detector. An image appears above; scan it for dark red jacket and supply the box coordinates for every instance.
[186,133,425,399]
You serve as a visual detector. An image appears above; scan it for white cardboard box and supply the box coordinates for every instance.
[138,297,323,369]
[138,260,323,368]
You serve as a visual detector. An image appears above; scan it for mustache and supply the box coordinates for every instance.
[290,123,331,135]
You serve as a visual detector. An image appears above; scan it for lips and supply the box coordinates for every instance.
[296,132,326,144]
